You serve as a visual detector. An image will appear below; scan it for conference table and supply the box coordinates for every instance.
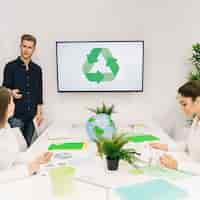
[0,120,200,200]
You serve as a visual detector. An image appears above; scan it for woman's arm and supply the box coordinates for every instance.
[160,154,200,175]
[150,141,187,152]
[0,152,52,183]
[0,164,29,183]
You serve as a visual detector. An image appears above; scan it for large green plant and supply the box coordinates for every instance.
[95,133,139,164]
[189,43,200,80]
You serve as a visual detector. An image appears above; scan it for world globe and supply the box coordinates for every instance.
[86,113,116,141]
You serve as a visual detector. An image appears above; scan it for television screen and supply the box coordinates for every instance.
[56,41,144,92]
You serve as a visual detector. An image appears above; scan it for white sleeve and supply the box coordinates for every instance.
[178,160,200,175]
[0,151,29,183]
[12,128,27,152]
[0,164,29,184]
[168,141,187,152]
[15,152,32,164]
[0,151,18,170]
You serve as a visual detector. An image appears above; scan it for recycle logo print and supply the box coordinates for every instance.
[82,48,120,83]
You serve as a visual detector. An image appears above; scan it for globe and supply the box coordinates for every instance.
[86,113,116,141]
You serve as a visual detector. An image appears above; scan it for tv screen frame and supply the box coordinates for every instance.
[56,40,144,92]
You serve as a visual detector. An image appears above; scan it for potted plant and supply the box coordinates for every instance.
[189,43,200,80]
[86,103,116,141]
[95,133,140,170]
[185,43,200,126]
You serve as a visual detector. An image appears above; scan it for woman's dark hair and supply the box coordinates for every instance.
[0,87,11,125]
[178,80,200,101]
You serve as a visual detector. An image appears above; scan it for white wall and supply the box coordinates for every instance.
[0,0,199,130]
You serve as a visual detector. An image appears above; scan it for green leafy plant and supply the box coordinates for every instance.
[88,103,115,115]
[187,43,200,125]
[95,133,140,164]
[189,43,200,80]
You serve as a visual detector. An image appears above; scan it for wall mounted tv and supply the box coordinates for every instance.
[56,41,144,92]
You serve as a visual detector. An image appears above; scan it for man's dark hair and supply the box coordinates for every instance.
[21,34,37,46]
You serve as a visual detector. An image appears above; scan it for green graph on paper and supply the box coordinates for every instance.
[82,48,120,83]
[48,142,84,150]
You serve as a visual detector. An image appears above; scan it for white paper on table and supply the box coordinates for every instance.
[33,118,52,137]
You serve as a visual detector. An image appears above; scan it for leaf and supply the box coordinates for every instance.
[190,42,200,74]
[87,107,98,114]
[102,102,106,113]
[107,104,114,115]
[96,107,101,114]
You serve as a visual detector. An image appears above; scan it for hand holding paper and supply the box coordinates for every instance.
[160,154,178,170]
[34,113,43,127]
[150,143,168,151]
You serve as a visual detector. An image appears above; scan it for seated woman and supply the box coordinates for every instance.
[0,87,52,181]
[151,80,200,172]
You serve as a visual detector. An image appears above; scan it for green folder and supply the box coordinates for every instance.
[115,179,188,200]
[48,142,84,150]
[128,134,160,143]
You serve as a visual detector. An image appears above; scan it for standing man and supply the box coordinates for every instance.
[2,34,43,147]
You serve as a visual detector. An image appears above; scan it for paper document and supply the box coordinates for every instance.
[115,179,188,200]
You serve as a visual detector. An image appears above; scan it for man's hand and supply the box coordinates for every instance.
[34,113,43,127]
[160,154,178,170]
[12,89,22,99]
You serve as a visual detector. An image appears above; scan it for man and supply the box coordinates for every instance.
[2,34,43,147]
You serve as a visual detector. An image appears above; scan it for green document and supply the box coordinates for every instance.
[130,165,194,180]
[48,142,84,150]
[128,134,160,143]
[115,179,188,200]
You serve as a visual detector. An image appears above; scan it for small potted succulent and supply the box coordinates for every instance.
[95,133,140,170]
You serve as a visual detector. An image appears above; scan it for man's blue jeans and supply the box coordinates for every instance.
[8,117,35,147]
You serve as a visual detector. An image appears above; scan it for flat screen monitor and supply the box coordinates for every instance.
[56,41,144,92]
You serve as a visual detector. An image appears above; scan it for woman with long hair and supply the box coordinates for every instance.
[0,87,52,181]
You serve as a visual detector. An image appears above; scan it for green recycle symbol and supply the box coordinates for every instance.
[82,48,120,83]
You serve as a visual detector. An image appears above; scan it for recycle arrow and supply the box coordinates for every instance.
[82,48,120,83]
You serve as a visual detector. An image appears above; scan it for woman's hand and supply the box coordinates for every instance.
[36,152,53,164]
[28,152,53,175]
[150,143,168,151]
[160,154,178,170]
[28,160,40,175]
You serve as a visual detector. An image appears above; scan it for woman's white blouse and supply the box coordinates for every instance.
[169,117,200,174]
[0,124,28,182]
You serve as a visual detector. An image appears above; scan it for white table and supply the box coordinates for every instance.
[1,121,200,200]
